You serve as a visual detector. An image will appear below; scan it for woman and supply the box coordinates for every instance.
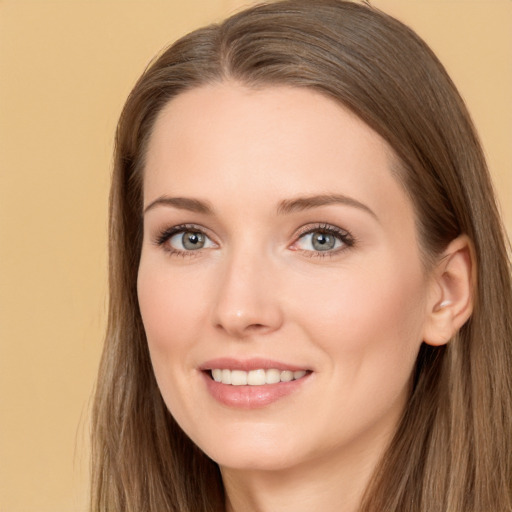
[90,1,512,511]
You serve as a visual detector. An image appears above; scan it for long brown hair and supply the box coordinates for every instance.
[90,1,512,510]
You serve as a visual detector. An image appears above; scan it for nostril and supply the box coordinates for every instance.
[247,323,265,330]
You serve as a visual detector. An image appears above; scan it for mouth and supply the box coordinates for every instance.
[209,368,309,386]
[200,358,312,407]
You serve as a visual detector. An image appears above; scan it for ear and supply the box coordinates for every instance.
[422,235,475,347]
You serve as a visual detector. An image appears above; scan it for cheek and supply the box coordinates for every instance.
[137,261,210,424]
[137,261,208,367]
[296,264,427,434]
[296,259,427,372]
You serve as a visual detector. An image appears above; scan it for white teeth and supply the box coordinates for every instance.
[231,370,247,386]
[210,368,308,385]
[280,370,294,382]
[265,368,281,384]
[221,369,232,384]
[247,369,266,385]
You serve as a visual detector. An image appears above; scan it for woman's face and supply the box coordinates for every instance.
[138,83,436,473]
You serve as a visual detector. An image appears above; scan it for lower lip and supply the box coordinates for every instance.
[202,371,310,409]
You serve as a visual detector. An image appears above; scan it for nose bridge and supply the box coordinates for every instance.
[212,240,283,338]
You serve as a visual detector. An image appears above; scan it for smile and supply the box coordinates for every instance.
[210,368,308,386]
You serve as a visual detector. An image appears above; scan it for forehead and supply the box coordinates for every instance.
[147,82,392,155]
[143,83,414,231]
[145,83,397,190]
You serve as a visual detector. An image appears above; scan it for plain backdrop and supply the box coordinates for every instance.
[0,1,510,510]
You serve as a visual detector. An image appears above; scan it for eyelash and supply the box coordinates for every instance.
[153,222,355,258]
[153,223,211,258]
[292,223,355,258]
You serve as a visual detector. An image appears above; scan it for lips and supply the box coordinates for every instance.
[200,358,312,408]
[200,357,308,372]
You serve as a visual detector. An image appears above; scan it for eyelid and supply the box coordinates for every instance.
[290,223,355,255]
[151,222,354,258]
[153,223,218,255]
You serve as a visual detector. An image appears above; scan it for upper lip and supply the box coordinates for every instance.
[199,357,310,372]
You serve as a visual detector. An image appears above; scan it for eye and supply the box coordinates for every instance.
[169,230,212,251]
[292,225,353,254]
[155,225,216,254]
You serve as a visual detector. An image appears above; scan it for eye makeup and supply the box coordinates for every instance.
[152,223,217,257]
[151,220,355,260]
[290,222,355,259]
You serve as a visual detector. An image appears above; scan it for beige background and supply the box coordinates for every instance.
[0,1,510,511]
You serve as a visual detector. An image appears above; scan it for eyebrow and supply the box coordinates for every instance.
[277,194,377,219]
[143,196,214,215]
[143,193,377,220]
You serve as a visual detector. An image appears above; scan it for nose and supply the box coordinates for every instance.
[212,250,284,339]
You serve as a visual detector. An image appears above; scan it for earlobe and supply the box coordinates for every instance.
[422,235,475,347]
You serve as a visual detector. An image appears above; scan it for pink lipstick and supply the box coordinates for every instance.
[200,358,312,408]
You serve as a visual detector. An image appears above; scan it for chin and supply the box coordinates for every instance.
[211,448,303,473]
[192,424,307,472]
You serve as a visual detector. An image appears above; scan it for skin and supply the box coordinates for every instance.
[137,82,446,512]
